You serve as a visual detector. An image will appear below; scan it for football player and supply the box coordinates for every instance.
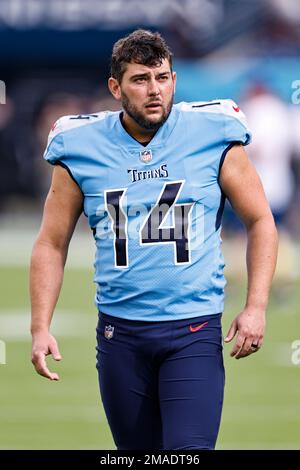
[30,30,278,450]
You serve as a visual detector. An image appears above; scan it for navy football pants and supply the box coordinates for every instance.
[96,312,225,450]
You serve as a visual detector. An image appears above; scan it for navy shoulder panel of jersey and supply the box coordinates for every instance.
[43,111,116,164]
[176,99,252,146]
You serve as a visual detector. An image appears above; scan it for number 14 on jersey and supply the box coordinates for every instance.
[104,181,196,268]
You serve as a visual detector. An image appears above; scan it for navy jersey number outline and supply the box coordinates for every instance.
[105,188,128,268]
[105,180,194,268]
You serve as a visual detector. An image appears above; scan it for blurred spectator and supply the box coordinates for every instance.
[287,105,300,236]
[242,84,299,280]
[90,93,121,113]
[242,84,294,227]
[0,97,18,208]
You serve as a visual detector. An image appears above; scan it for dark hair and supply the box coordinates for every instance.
[111,29,173,83]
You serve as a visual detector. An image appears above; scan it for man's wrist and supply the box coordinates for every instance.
[30,324,50,335]
[244,303,267,315]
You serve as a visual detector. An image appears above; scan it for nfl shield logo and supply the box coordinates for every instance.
[139,149,152,163]
[104,325,114,339]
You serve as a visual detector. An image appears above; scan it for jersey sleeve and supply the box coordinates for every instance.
[43,118,65,164]
[221,99,252,146]
[43,116,82,189]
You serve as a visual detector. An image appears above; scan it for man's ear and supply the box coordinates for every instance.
[172,71,177,94]
[108,77,121,101]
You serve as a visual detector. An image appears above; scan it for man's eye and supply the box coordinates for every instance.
[135,78,146,83]
[159,76,169,81]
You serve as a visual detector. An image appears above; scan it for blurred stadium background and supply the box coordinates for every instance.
[1,0,300,450]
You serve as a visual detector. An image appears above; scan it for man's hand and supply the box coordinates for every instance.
[31,331,62,380]
[224,307,266,359]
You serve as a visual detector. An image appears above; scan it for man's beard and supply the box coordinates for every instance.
[121,92,174,131]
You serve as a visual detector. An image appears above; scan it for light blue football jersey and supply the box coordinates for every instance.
[44,99,251,321]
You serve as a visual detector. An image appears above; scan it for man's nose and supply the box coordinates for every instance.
[148,78,160,96]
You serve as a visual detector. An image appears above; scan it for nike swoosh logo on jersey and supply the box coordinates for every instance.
[232,105,240,112]
[189,321,209,332]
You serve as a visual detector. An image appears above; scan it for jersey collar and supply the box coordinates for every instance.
[114,104,180,150]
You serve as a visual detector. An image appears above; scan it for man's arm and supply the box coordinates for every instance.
[30,165,83,379]
[220,144,278,359]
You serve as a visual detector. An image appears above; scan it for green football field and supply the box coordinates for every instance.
[1,228,300,450]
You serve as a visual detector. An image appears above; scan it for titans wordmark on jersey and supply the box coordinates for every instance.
[44,100,251,321]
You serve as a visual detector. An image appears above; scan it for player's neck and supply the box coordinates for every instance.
[121,112,157,144]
